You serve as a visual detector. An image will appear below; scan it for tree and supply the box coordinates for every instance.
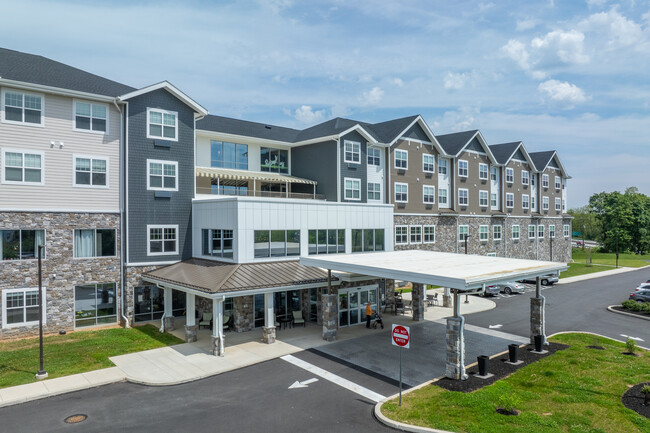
[567,205,600,240]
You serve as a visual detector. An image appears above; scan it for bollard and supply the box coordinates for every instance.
[508,344,519,363]
[534,334,544,352]
[477,355,489,376]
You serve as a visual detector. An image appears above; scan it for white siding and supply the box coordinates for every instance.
[0,87,120,211]
[367,145,384,202]
[438,157,451,209]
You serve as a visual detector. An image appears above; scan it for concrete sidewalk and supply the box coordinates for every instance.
[558,264,649,285]
[0,292,494,408]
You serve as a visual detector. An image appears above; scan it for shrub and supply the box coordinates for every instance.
[622,300,638,310]
[644,302,650,313]
[625,337,637,354]
[497,393,521,412]
[642,385,650,395]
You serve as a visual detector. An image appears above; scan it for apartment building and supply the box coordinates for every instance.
[0,47,571,343]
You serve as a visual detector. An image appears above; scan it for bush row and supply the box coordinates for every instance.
[621,299,650,313]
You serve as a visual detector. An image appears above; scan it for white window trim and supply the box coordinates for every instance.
[505,167,514,184]
[422,154,435,173]
[521,170,529,185]
[478,163,488,180]
[528,224,536,239]
[423,225,436,244]
[542,174,549,188]
[555,176,561,190]
[493,225,502,241]
[563,224,570,238]
[395,225,408,245]
[367,147,381,166]
[538,225,545,239]
[394,149,408,170]
[479,225,489,242]
[73,228,117,259]
[344,177,361,201]
[147,224,179,256]
[146,107,179,142]
[458,225,469,242]
[423,185,435,204]
[438,158,448,174]
[458,160,468,178]
[438,188,448,205]
[72,154,109,189]
[1,147,45,186]
[147,159,179,192]
[506,192,514,209]
[72,99,109,134]
[512,225,520,240]
[2,287,46,329]
[549,224,556,239]
[367,182,381,202]
[479,190,488,207]
[522,194,529,209]
[394,182,408,203]
[555,197,562,211]
[0,88,45,127]
[458,188,469,206]
[409,225,422,244]
[344,140,361,164]
[543,196,550,210]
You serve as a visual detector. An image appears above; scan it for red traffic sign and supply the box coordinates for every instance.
[392,324,410,349]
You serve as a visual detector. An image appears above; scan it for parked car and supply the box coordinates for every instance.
[518,274,559,286]
[492,282,526,295]
[629,289,650,303]
[481,285,501,297]
[635,283,650,291]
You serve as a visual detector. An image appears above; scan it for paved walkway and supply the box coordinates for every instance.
[0,291,494,408]
[558,265,649,285]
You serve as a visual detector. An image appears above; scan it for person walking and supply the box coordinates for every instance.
[365,301,373,328]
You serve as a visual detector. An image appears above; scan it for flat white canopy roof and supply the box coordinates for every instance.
[300,250,567,291]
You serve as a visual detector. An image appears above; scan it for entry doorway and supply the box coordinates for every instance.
[338,285,378,327]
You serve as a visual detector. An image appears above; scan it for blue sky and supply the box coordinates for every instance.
[2,0,649,206]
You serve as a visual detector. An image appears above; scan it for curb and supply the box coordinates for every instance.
[606,305,650,322]
[556,266,643,285]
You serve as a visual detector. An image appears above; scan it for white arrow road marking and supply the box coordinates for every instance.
[281,355,386,402]
[621,334,645,342]
[489,324,503,329]
[288,378,319,389]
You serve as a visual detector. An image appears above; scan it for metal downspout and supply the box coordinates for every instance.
[117,100,129,328]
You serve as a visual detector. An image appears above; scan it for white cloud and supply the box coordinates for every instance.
[538,80,588,107]
[392,77,404,87]
[579,7,646,49]
[478,2,495,11]
[531,30,590,65]
[501,39,531,70]
[586,0,608,8]
[516,19,537,31]
[290,105,327,124]
[360,87,384,106]
[443,72,468,90]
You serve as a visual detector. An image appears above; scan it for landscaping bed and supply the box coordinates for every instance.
[0,325,183,388]
[611,305,650,319]
[381,333,650,433]
[622,382,650,419]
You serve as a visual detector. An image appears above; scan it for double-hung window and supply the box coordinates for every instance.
[147,108,177,141]
[493,225,502,241]
[555,176,561,190]
[395,183,408,202]
[423,225,435,243]
[555,198,562,211]
[344,140,361,163]
[521,170,529,185]
[423,185,435,204]
[367,147,381,166]
[344,178,361,200]
[478,163,488,180]
[438,188,448,205]
[522,194,529,209]
[538,225,545,239]
[438,158,448,174]
[505,168,514,183]
[395,226,408,245]
[479,190,488,207]
[458,188,468,206]
[2,149,43,184]
[147,160,178,191]
[543,196,549,210]
[528,224,536,239]
[410,225,422,244]
[458,160,468,177]
[479,225,489,242]
[2,288,43,328]
[563,224,570,238]
[367,182,381,201]
[512,225,520,240]
[0,229,46,260]
[148,225,178,255]
[74,156,107,187]
[202,229,234,258]
[458,225,469,242]
[549,225,556,239]
[423,154,435,173]
[542,174,549,188]
[2,90,43,125]
[74,101,107,132]
[490,166,498,181]
[531,196,536,210]
[74,229,116,258]
[394,149,408,169]
[490,193,497,207]
[506,193,514,208]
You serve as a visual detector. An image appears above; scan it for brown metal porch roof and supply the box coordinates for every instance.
[142,258,337,294]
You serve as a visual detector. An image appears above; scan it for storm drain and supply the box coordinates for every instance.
[64,414,87,424]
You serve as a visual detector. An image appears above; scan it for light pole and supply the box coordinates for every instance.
[464,234,469,303]
[550,233,554,262]
[36,245,47,380]
[615,233,619,269]
[582,224,585,251]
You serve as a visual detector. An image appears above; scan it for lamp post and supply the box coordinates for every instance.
[615,234,619,269]
[582,224,585,251]
[550,233,554,262]
[464,234,470,303]
[36,245,47,380]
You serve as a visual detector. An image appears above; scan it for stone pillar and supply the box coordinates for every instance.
[321,294,338,342]
[530,296,546,345]
[443,287,452,308]
[184,325,198,343]
[262,292,276,344]
[262,326,276,344]
[233,295,254,332]
[211,335,225,356]
[445,316,467,380]
[385,279,396,312]
[411,283,425,321]
[163,287,174,332]
[317,288,323,326]
[184,292,196,342]
[212,298,225,356]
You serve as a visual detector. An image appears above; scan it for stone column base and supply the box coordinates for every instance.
[530,296,547,345]
[445,316,468,380]
[262,326,276,344]
[442,294,452,308]
[321,294,338,342]
[211,335,225,356]
[184,324,198,343]
[412,283,425,321]
[163,316,175,332]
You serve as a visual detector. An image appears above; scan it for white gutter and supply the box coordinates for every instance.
[119,101,129,328]
[0,78,118,102]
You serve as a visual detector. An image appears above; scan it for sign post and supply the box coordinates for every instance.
[392,324,410,406]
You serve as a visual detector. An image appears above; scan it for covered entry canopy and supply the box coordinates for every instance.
[300,250,567,290]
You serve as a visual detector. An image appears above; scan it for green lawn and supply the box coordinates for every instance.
[572,248,650,268]
[381,333,650,433]
[559,263,617,279]
[0,325,183,388]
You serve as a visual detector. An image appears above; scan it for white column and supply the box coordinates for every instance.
[164,287,173,317]
[212,298,225,356]
[264,292,274,328]
[186,293,195,327]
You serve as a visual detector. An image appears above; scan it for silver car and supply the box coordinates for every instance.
[493,282,526,295]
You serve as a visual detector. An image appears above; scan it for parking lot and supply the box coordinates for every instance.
[480,282,554,300]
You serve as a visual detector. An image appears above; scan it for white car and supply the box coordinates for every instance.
[635,283,650,291]
[493,282,526,295]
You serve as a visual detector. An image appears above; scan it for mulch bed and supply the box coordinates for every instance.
[622,382,650,419]
[611,306,650,319]
[434,342,569,393]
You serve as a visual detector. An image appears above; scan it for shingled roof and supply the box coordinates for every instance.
[489,142,522,164]
[197,115,301,142]
[435,130,479,155]
[528,150,556,171]
[0,47,134,97]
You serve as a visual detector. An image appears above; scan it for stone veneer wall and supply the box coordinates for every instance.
[0,212,121,340]
[124,264,160,326]
[233,295,254,332]
[393,215,571,263]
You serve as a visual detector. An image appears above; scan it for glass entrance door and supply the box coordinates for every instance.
[338,286,378,327]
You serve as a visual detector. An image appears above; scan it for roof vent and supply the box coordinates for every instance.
[265,125,272,129]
